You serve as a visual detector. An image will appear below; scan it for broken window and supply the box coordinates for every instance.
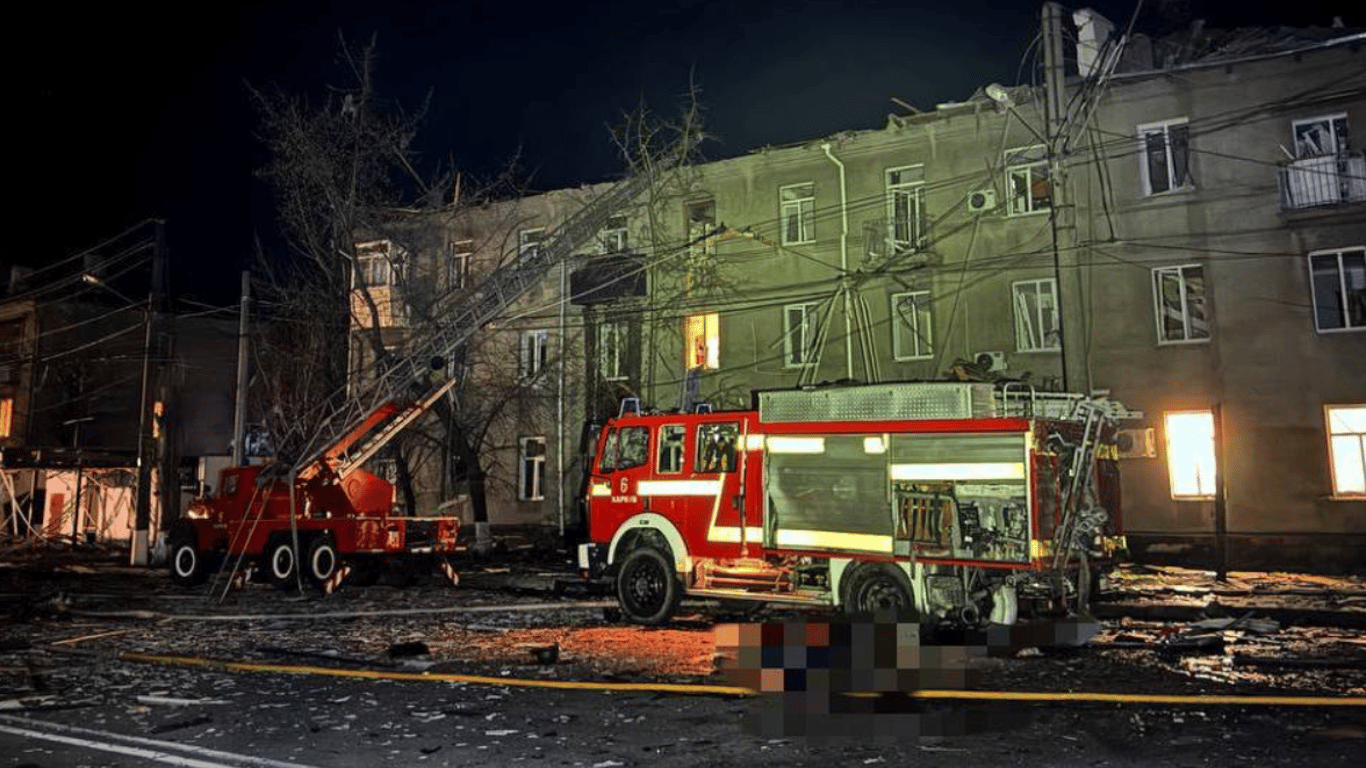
[1139,119,1191,195]
[1308,247,1366,332]
[518,329,549,381]
[1326,405,1366,496]
[599,320,628,381]
[684,313,719,370]
[780,183,815,244]
[1152,264,1210,343]
[891,291,933,360]
[355,240,397,287]
[1164,410,1216,499]
[600,216,629,253]
[784,302,823,367]
[1005,146,1051,215]
[657,425,685,474]
[448,239,473,290]
[685,199,716,257]
[519,437,546,501]
[1012,279,1060,352]
[518,228,546,259]
[1294,114,1349,158]
[886,165,926,252]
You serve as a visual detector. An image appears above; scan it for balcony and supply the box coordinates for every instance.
[1278,151,1366,211]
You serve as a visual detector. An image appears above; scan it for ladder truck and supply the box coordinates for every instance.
[166,146,685,593]
[578,381,1131,626]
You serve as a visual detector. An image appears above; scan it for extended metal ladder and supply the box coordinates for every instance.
[292,137,693,481]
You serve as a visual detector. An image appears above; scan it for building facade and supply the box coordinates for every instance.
[369,18,1365,569]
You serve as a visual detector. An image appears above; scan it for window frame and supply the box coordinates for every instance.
[684,312,719,370]
[518,329,549,382]
[890,290,933,361]
[1325,404,1366,498]
[518,436,547,501]
[657,424,686,474]
[1011,278,1060,352]
[694,422,739,474]
[1307,246,1366,333]
[599,320,629,382]
[448,239,473,290]
[783,302,823,368]
[355,240,397,288]
[1137,118,1192,196]
[1151,264,1210,345]
[1004,146,1052,216]
[779,182,815,245]
[1293,113,1349,158]
[518,228,546,259]
[886,165,927,252]
[1164,410,1218,500]
[685,199,716,257]
[0,396,12,439]
[600,216,629,253]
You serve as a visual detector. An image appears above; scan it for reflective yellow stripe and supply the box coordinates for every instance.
[890,462,1026,481]
[637,479,723,496]
[774,529,893,552]
[589,482,611,497]
[743,434,766,451]
[1030,539,1053,558]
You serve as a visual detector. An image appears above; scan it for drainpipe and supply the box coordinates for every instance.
[820,143,854,381]
[556,259,567,539]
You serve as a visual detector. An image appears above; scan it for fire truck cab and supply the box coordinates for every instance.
[579,382,1128,626]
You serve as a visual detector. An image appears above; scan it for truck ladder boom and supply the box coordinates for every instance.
[292,135,695,479]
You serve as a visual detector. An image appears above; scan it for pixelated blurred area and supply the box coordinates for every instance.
[713,613,1091,739]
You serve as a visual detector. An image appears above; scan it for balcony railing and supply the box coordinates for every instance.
[1279,151,1366,211]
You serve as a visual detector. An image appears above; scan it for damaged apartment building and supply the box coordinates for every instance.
[358,8,1365,570]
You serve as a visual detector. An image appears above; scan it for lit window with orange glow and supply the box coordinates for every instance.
[0,397,12,439]
[685,313,719,370]
[1326,405,1366,497]
[152,401,165,440]
[1164,410,1216,499]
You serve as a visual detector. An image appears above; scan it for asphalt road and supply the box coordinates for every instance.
[2,560,1365,766]
[3,658,1365,768]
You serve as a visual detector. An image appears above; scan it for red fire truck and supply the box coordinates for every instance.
[579,382,1129,625]
[168,400,461,591]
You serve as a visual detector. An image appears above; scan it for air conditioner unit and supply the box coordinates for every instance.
[968,188,997,212]
[974,351,1007,371]
[1115,428,1157,459]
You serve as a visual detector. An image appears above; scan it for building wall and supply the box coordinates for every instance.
[367,32,1365,569]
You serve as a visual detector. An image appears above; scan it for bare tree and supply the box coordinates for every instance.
[249,35,523,526]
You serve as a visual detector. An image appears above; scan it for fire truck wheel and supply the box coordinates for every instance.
[306,534,340,587]
[616,546,681,625]
[168,533,207,586]
[845,563,918,616]
[264,537,297,586]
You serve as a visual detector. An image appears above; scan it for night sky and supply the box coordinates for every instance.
[10,0,1359,305]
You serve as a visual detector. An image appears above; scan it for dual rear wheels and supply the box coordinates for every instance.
[262,533,340,590]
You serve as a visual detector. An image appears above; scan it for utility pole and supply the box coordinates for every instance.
[231,271,251,467]
[1042,1,1087,394]
[131,221,168,566]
